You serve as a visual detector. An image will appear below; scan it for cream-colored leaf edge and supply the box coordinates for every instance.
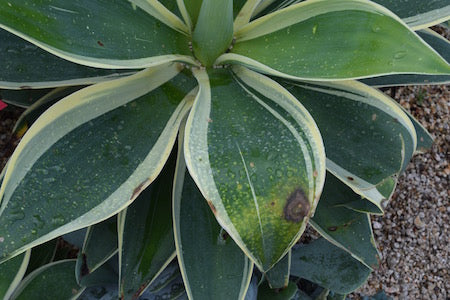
[233,66,326,214]
[309,214,378,270]
[184,68,325,271]
[184,69,261,269]
[252,0,278,17]
[3,250,30,300]
[0,71,138,90]
[409,5,450,30]
[235,0,410,41]
[173,119,253,300]
[10,259,86,300]
[285,79,417,210]
[0,24,199,70]
[1,63,179,211]
[0,65,194,263]
[176,0,193,33]
[129,0,189,35]
[234,0,263,31]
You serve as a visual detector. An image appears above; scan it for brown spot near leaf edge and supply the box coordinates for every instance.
[80,253,90,278]
[19,86,31,89]
[313,170,318,177]
[347,176,354,181]
[207,201,217,214]
[131,181,147,200]
[97,40,104,47]
[283,188,310,223]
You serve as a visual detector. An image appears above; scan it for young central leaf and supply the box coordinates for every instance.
[192,0,234,66]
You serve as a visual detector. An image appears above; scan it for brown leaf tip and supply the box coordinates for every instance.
[284,188,310,223]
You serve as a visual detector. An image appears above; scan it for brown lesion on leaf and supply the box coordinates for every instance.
[207,201,217,215]
[283,188,310,223]
[347,176,354,181]
[131,181,147,200]
[327,226,337,231]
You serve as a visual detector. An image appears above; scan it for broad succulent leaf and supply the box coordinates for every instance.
[0,250,30,300]
[9,260,84,300]
[291,238,371,294]
[185,67,325,271]
[0,65,195,262]
[0,0,197,69]
[26,240,57,276]
[265,251,290,289]
[220,0,450,80]
[173,142,253,300]
[78,255,119,288]
[279,79,416,210]
[310,173,379,269]
[362,29,450,87]
[75,216,118,286]
[118,152,177,300]
[0,29,137,89]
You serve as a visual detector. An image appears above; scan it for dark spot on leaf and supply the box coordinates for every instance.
[207,201,217,214]
[131,181,147,199]
[221,231,229,240]
[80,253,90,277]
[97,40,104,47]
[283,188,310,223]
[347,176,354,181]
[19,86,31,89]
[133,281,150,300]
[328,226,337,231]
[270,201,275,206]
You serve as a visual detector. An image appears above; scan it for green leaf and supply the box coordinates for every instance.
[0,28,138,89]
[0,65,196,262]
[173,140,253,300]
[361,29,450,87]
[0,0,196,69]
[278,79,416,210]
[0,89,52,108]
[0,250,30,299]
[234,0,262,30]
[310,173,379,269]
[128,0,188,34]
[371,0,450,29]
[254,0,450,29]
[181,0,203,29]
[221,0,450,80]
[78,254,119,288]
[257,280,298,300]
[265,251,290,289]
[185,67,325,271]
[10,260,84,300]
[192,0,234,66]
[26,239,57,276]
[291,238,371,294]
[118,151,177,300]
[76,216,118,286]
[13,86,84,138]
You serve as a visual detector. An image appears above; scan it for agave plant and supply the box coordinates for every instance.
[0,0,449,299]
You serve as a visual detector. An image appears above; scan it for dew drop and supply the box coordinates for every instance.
[393,51,407,59]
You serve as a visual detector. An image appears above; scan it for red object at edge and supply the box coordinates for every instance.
[0,100,7,111]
